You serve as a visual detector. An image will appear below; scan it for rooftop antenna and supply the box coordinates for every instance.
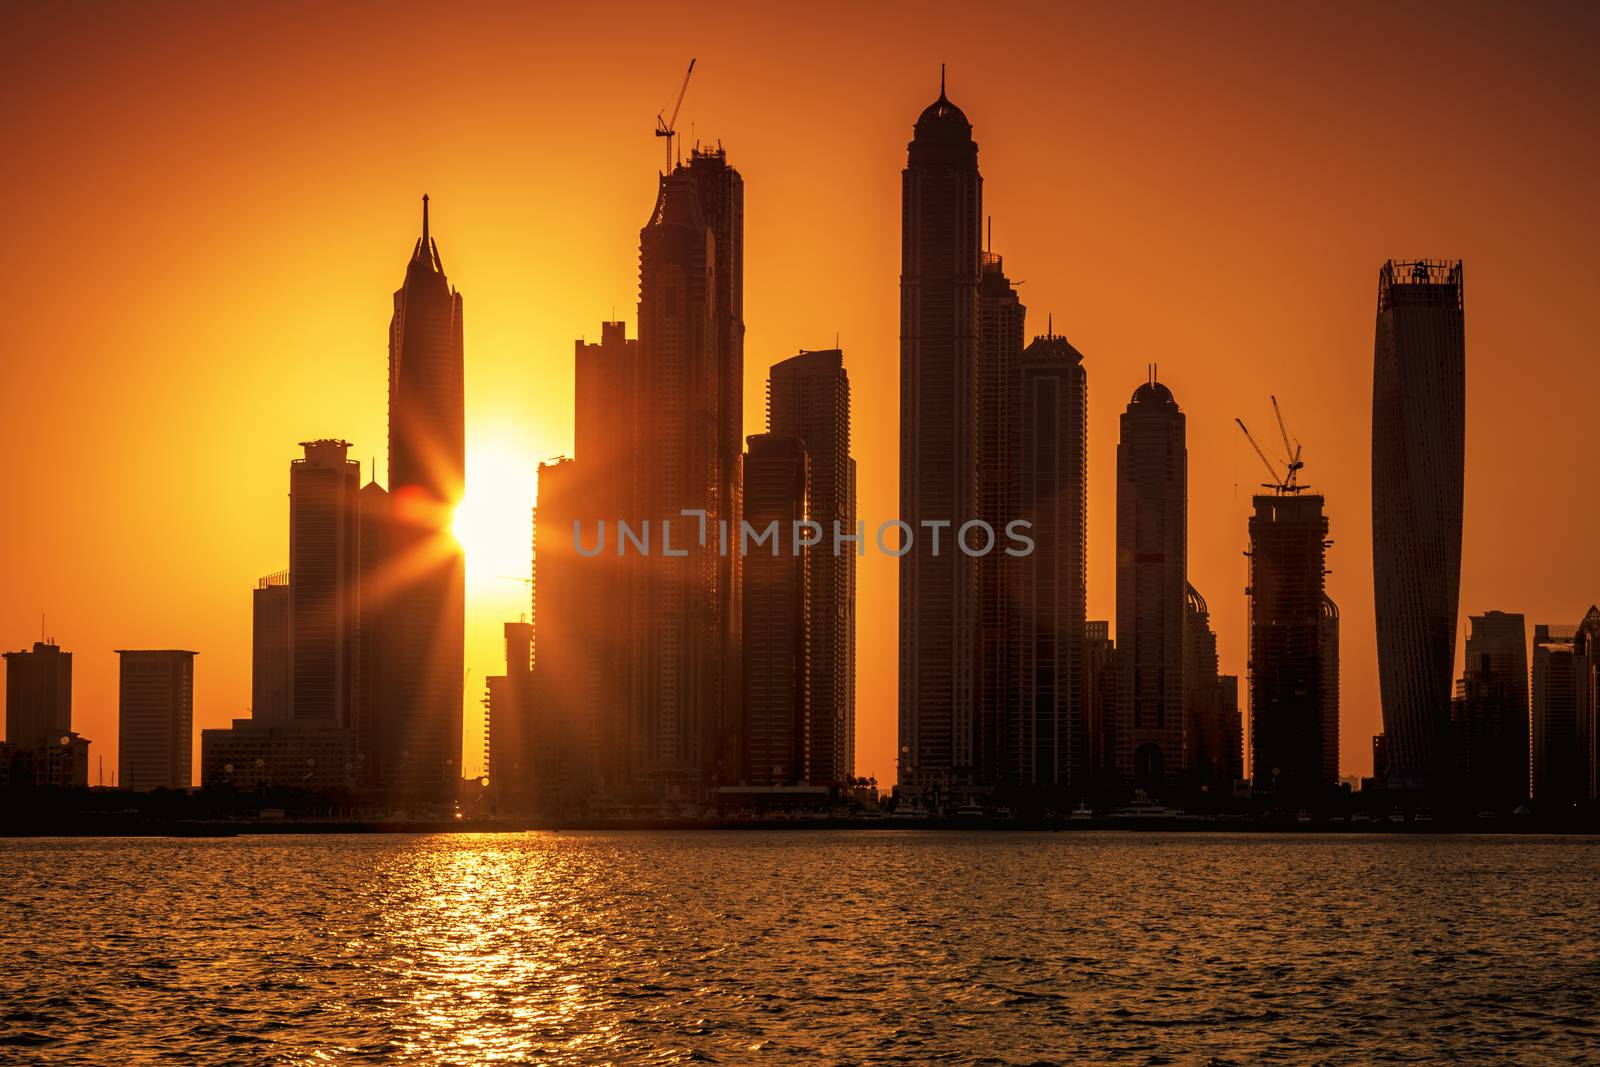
[422,194,429,245]
[940,63,946,96]
[1047,313,1053,338]
[986,216,992,254]
[655,58,696,172]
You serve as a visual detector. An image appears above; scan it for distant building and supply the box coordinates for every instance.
[1010,333,1088,792]
[1185,585,1242,789]
[251,572,290,723]
[354,480,389,785]
[767,348,855,786]
[200,720,355,791]
[383,196,466,799]
[531,458,596,803]
[483,621,535,813]
[1456,611,1529,809]
[4,640,72,749]
[1247,492,1339,795]
[116,650,195,791]
[899,78,982,806]
[1532,608,1599,806]
[289,440,361,724]
[1085,621,1117,780]
[1371,260,1465,792]
[1115,375,1187,793]
[741,433,810,786]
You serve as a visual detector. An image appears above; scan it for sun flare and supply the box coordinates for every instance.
[451,446,538,583]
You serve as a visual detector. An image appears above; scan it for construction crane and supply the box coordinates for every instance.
[1235,395,1307,495]
[655,58,696,171]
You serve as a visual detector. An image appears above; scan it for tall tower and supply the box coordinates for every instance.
[977,250,1025,787]
[1371,259,1465,792]
[1458,610,1528,809]
[1247,492,1338,796]
[383,196,466,798]
[4,640,72,748]
[740,433,810,786]
[635,166,725,799]
[1114,375,1186,794]
[289,439,361,724]
[768,348,854,785]
[899,73,983,805]
[251,573,290,724]
[1010,332,1088,793]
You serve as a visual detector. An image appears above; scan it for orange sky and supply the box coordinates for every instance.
[3,1,1597,786]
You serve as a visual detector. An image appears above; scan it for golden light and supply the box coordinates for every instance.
[452,442,538,585]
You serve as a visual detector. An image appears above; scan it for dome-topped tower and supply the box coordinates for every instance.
[911,65,974,145]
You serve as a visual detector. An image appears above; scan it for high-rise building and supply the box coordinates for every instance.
[899,76,982,805]
[116,649,195,791]
[1114,375,1186,793]
[251,572,290,724]
[4,640,72,748]
[1456,610,1528,809]
[767,348,854,786]
[354,479,389,786]
[573,321,639,796]
[383,197,465,799]
[1532,608,1599,806]
[1009,333,1087,792]
[531,457,595,802]
[634,156,740,800]
[289,440,361,724]
[740,433,810,786]
[1184,585,1241,789]
[1085,621,1116,779]
[484,620,535,813]
[1247,492,1338,795]
[977,251,1026,787]
[1371,259,1465,792]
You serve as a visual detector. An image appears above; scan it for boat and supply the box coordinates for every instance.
[1108,792,1184,820]
[1069,801,1094,821]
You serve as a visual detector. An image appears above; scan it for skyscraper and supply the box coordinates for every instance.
[977,250,1025,788]
[251,572,290,724]
[116,649,195,791]
[1184,585,1242,790]
[899,75,982,805]
[1531,608,1599,806]
[1115,375,1186,793]
[289,439,360,724]
[740,433,810,786]
[1010,332,1087,793]
[1457,610,1529,809]
[1247,492,1339,796]
[484,620,534,813]
[531,457,595,802]
[1371,259,1465,792]
[634,163,727,800]
[354,479,389,787]
[4,640,72,748]
[767,348,855,786]
[383,197,465,799]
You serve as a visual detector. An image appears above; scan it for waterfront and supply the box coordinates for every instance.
[4,832,1599,1064]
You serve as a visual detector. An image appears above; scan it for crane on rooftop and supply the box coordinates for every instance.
[1236,395,1307,495]
[655,58,696,171]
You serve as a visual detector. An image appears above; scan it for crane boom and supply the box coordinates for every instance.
[1236,418,1284,489]
[655,58,696,169]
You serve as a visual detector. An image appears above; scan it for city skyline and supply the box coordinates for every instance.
[4,4,1599,787]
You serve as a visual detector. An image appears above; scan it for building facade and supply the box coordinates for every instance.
[1532,608,1599,806]
[1371,259,1465,792]
[289,439,361,724]
[1456,610,1528,809]
[767,349,855,786]
[1114,377,1187,793]
[4,640,72,749]
[898,79,983,805]
[251,573,290,724]
[116,649,195,791]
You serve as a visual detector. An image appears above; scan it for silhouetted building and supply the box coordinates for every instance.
[1185,585,1241,790]
[4,640,72,749]
[382,197,466,799]
[290,440,361,724]
[1532,609,1599,806]
[574,321,639,796]
[1085,621,1116,779]
[200,720,355,791]
[767,348,855,785]
[484,620,535,813]
[1372,259,1465,792]
[1009,332,1088,792]
[1247,492,1338,796]
[353,480,388,786]
[251,572,290,724]
[899,76,983,806]
[978,251,1026,787]
[531,458,596,804]
[1456,610,1529,809]
[634,160,737,801]
[741,433,810,786]
[1115,375,1186,793]
[116,650,195,791]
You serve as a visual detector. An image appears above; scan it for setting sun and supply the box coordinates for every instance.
[452,444,539,584]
